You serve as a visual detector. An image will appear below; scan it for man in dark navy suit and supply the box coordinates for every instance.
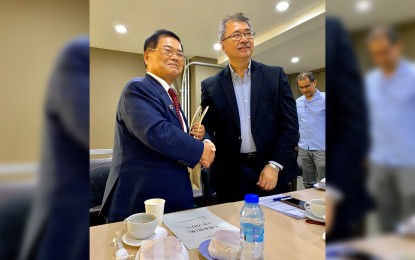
[101,30,215,223]
[201,13,299,203]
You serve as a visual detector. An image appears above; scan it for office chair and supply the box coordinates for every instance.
[89,163,111,226]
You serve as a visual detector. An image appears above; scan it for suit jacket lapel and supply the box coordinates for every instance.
[145,74,183,127]
[219,66,241,130]
[250,61,263,124]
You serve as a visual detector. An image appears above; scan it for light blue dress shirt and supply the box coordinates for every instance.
[296,89,326,151]
[365,59,415,167]
[228,62,284,170]
[230,62,257,153]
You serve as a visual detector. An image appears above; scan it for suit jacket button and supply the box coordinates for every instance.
[238,136,241,140]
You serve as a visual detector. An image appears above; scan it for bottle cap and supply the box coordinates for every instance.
[244,194,259,204]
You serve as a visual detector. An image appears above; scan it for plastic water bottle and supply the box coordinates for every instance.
[240,194,265,260]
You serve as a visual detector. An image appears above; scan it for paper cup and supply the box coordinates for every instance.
[144,198,165,226]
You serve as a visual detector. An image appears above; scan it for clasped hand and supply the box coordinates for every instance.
[200,140,216,168]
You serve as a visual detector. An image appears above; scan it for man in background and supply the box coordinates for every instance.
[101,30,215,223]
[201,13,299,203]
[296,72,326,189]
[365,26,415,232]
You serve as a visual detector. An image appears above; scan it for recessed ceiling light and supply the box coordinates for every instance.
[213,43,221,51]
[355,0,372,12]
[291,57,299,63]
[115,25,127,34]
[276,1,290,12]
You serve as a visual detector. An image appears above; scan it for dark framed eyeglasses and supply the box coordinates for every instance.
[221,30,255,42]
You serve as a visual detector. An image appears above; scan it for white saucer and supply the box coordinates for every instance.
[122,226,168,247]
[304,209,325,223]
[313,182,326,190]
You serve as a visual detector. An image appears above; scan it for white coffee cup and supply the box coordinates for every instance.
[304,199,326,219]
[144,198,165,226]
[125,213,157,239]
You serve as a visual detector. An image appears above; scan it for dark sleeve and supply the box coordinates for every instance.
[270,68,299,167]
[47,37,89,149]
[120,82,204,168]
[201,80,215,141]
[326,17,369,191]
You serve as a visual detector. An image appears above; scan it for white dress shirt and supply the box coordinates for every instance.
[147,72,187,132]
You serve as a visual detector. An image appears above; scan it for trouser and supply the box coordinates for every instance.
[215,153,292,203]
[297,148,325,189]
[369,163,415,232]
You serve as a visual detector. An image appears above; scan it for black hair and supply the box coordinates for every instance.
[143,29,183,52]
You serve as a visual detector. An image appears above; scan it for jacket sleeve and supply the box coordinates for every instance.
[326,17,369,192]
[270,68,299,168]
[120,81,204,168]
[201,81,215,141]
[48,37,89,149]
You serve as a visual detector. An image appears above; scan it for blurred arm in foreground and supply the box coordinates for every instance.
[19,36,89,260]
[325,17,374,242]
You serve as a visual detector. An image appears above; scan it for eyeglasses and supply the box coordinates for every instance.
[221,30,255,42]
[149,47,186,60]
[298,82,314,90]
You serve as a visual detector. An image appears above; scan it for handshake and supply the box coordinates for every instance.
[200,140,216,168]
[190,123,216,168]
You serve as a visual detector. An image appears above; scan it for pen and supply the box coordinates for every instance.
[306,220,325,226]
[273,195,292,201]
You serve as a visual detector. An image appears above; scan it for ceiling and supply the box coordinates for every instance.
[327,0,415,31]
[91,0,325,74]
[252,14,325,75]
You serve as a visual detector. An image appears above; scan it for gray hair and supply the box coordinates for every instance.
[297,72,315,84]
[218,13,253,41]
[366,26,400,45]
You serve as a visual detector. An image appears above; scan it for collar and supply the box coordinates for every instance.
[303,89,322,102]
[229,60,252,80]
[380,58,411,80]
[147,72,175,92]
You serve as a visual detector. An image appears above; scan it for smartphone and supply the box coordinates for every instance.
[280,198,306,210]
[326,245,378,260]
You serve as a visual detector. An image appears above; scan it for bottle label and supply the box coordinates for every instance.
[241,223,264,243]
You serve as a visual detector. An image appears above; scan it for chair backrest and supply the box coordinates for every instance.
[89,164,111,209]
[90,158,112,171]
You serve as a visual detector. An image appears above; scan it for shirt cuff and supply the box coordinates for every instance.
[268,161,284,171]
